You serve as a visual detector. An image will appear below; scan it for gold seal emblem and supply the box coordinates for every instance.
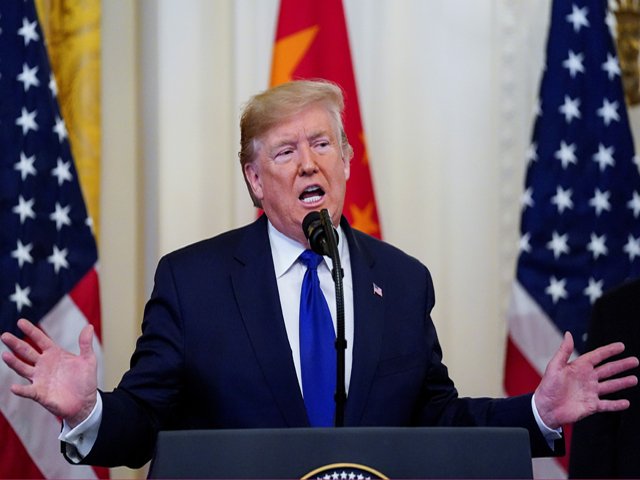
[301,462,388,480]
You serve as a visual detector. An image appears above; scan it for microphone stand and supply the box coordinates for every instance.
[319,209,346,427]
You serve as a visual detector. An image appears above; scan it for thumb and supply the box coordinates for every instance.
[78,324,95,358]
[549,331,574,370]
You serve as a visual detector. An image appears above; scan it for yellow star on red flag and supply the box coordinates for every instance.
[349,202,379,236]
[271,25,319,86]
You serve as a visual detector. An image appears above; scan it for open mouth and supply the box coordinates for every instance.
[299,185,325,204]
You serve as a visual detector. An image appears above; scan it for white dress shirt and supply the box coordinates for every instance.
[268,221,354,393]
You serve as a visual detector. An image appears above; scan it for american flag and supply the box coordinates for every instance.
[505,0,640,476]
[0,1,105,478]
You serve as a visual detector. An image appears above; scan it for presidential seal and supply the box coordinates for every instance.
[301,463,387,480]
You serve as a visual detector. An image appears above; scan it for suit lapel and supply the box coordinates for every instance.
[341,221,386,426]
[231,216,309,426]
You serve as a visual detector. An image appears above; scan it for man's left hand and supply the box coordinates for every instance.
[534,331,639,429]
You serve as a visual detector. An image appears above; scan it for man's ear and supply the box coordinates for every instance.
[342,153,351,181]
[244,162,263,201]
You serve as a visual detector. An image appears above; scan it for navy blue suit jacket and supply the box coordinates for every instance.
[81,216,557,467]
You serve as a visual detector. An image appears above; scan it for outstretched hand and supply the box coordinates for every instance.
[1,318,98,428]
[534,331,639,429]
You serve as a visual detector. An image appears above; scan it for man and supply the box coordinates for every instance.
[569,278,640,479]
[1,80,638,469]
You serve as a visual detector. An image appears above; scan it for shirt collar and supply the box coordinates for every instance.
[268,219,346,278]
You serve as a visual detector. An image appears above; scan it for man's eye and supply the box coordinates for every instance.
[274,149,294,162]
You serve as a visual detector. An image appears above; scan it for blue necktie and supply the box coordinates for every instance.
[299,249,336,427]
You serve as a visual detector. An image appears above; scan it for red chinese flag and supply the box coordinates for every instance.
[271,0,382,238]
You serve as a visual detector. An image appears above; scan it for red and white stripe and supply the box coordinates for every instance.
[506,280,576,479]
[0,267,108,479]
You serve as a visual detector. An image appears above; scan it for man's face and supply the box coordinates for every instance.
[244,104,350,246]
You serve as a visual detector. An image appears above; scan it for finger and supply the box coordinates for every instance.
[78,324,94,358]
[596,398,631,413]
[0,331,40,364]
[16,318,54,351]
[1,351,35,380]
[595,356,639,380]
[581,341,626,366]
[10,383,37,401]
[549,331,574,369]
[598,374,638,397]
[1,331,19,347]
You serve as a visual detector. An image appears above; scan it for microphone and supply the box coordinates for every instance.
[302,209,347,427]
[302,210,338,257]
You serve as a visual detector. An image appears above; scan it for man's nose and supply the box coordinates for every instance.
[298,144,318,174]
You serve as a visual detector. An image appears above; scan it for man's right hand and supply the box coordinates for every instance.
[1,318,98,428]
